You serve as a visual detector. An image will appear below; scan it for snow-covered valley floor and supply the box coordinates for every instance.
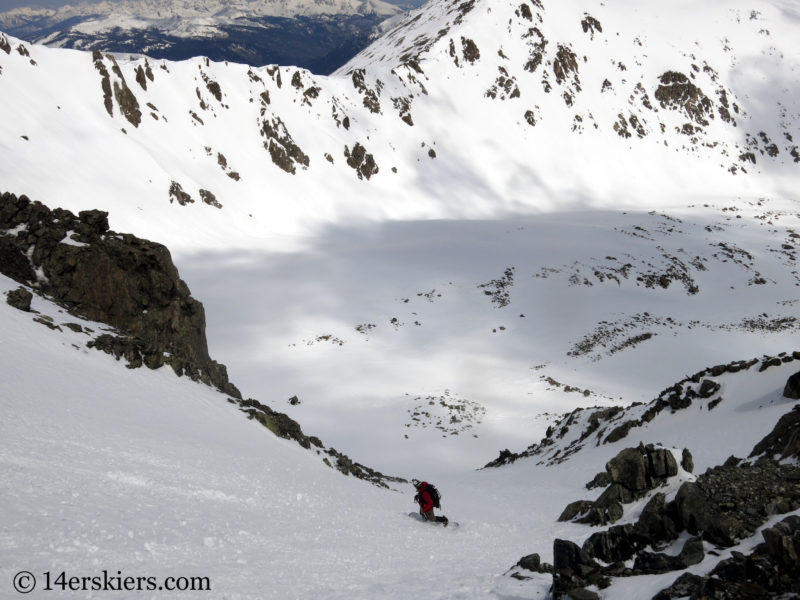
[176,199,800,477]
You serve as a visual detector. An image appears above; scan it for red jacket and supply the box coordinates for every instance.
[415,482,434,512]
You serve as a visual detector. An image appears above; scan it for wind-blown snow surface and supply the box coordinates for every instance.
[2,0,800,597]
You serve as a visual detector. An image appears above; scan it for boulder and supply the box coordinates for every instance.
[552,539,607,599]
[761,514,800,570]
[6,286,32,311]
[558,500,594,522]
[673,482,718,538]
[606,447,647,491]
[632,551,676,574]
[633,492,679,543]
[648,445,678,479]
[678,535,705,566]
[585,471,611,490]
[606,444,678,494]
[516,553,553,574]
[698,378,721,398]
[582,524,637,563]
[633,536,703,574]
[586,484,626,523]
[784,371,800,400]
[681,448,694,473]
[517,553,541,571]
[652,572,705,600]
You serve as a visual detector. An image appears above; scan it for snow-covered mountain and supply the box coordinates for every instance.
[0,0,409,73]
[2,0,798,231]
[1,0,400,23]
[1,0,799,597]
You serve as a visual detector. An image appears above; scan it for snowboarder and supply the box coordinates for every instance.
[412,479,449,526]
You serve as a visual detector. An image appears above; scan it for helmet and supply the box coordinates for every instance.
[411,478,421,488]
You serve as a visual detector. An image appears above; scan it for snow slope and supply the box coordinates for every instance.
[1,272,797,600]
[0,276,528,600]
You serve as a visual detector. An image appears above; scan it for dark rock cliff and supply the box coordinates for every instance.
[0,191,238,396]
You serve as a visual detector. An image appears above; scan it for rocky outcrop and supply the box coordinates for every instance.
[514,412,800,598]
[237,396,406,488]
[514,553,553,575]
[551,538,606,599]
[168,181,195,205]
[654,71,713,126]
[344,142,379,180]
[580,15,602,39]
[559,444,682,526]
[0,191,239,396]
[91,51,142,127]
[541,455,800,597]
[784,370,800,399]
[486,353,799,468]
[749,404,800,461]
[654,515,800,599]
[259,115,310,174]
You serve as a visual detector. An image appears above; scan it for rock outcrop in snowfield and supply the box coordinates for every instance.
[500,361,800,599]
[0,191,233,393]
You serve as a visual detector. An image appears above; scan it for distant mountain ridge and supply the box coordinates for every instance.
[0,0,418,72]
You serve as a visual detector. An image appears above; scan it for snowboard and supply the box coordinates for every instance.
[408,512,459,528]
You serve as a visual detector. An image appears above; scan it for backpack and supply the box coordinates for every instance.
[426,483,441,509]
